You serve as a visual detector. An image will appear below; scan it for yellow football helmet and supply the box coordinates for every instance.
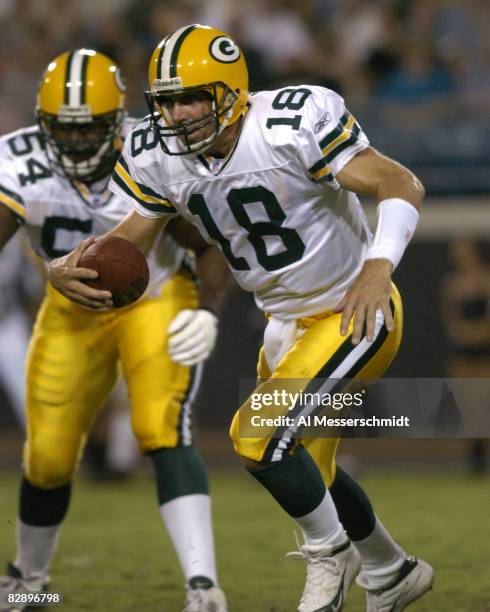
[146,24,249,155]
[37,49,126,182]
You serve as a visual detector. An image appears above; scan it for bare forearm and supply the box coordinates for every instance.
[337,147,425,210]
[166,217,209,254]
[374,156,425,210]
[196,247,235,314]
[107,210,169,254]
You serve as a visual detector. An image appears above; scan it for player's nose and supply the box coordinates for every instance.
[170,102,192,124]
[65,129,85,143]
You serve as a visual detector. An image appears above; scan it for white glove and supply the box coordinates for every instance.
[167,309,218,366]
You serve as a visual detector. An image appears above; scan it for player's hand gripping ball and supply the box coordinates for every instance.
[79,236,149,308]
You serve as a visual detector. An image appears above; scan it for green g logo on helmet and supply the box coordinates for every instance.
[209,36,241,63]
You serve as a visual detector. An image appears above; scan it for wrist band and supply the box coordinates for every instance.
[365,198,419,270]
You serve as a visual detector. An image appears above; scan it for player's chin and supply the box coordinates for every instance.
[186,126,213,145]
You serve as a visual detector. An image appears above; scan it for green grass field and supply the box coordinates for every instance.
[0,469,489,611]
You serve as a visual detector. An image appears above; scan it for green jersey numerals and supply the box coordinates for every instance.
[19,159,52,187]
[7,132,44,157]
[41,216,93,259]
[266,88,312,131]
[7,132,52,186]
[131,125,158,157]
[189,194,249,270]
[188,186,305,272]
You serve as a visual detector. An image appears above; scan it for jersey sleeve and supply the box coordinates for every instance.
[0,140,27,224]
[296,87,370,189]
[109,123,177,220]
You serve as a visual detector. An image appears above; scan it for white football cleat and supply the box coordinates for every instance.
[357,556,435,612]
[0,562,49,612]
[287,539,361,612]
[182,576,228,612]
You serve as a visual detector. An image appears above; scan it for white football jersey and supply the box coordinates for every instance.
[110,86,372,319]
[0,120,186,295]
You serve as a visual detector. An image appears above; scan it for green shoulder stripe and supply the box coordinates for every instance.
[318,112,350,150]
[0,182,25,205]
[324,124,361,164]
[118,156,172,203]
[112,171,176,214]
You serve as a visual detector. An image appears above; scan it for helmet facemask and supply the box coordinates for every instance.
[145,82,238,156]
[37,106,124,183]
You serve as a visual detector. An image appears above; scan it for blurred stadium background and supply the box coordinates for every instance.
[0,1,489,610]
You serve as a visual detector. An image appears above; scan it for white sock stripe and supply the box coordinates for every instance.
[180,362,203,445]
[271,313,386,462]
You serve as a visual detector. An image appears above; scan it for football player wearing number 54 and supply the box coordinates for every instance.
[52,25,435,612]
[0,49,229,612]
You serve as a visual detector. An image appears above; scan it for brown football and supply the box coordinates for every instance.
[79,236,149,308]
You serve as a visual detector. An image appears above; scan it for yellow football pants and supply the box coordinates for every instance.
[230,284,403,486]
[24,272,200,489]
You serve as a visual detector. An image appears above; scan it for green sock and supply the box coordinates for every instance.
[330,465,375,540]
[248,445,326,518]
[150,446,209,505]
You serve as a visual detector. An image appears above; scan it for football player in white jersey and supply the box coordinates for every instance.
[0,49,228,612]
[49,27,435,612]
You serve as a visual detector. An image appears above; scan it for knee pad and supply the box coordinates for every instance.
[20,477,71,526]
